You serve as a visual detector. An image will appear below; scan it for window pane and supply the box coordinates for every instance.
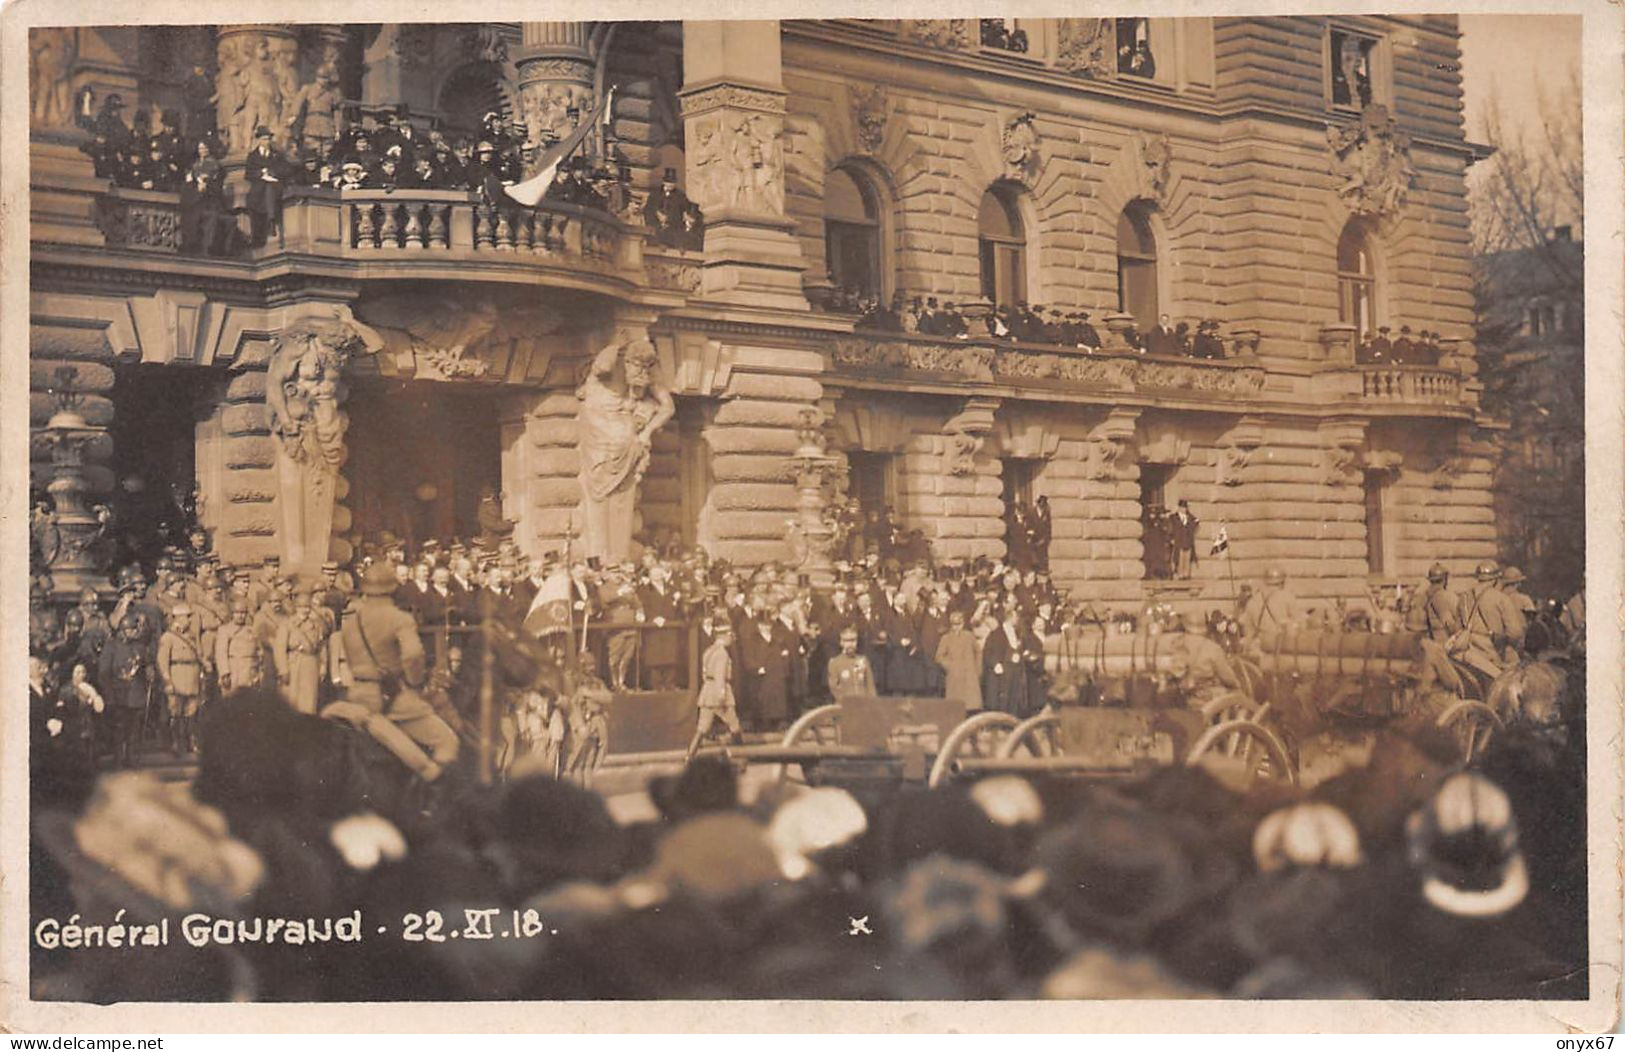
[978,188,1021,240]
[1117,208,1155,258]
[825,168,874,224]
[980,239,998,301]
[829,222,878,297]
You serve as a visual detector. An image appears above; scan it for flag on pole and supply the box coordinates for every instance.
[503,87,615,208]
[1209,524,1230,557]
[523,566,574,638]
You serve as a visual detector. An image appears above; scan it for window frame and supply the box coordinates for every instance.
[1337,220,1379,341]
[823,164,890,302]
[978,184,1029,308]
[1116,203,1160,330]
[1324,23,1390,113]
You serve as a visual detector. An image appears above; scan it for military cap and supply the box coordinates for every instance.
[255,125,273,139]
[169,603,193,617]
[1474,562,1502,581]
[321,560,339,572]
[1501,566,1526,585]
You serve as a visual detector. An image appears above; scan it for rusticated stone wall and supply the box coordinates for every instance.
[215,345,281,567]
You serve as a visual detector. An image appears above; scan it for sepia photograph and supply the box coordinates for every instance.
[3,1,1620,1032]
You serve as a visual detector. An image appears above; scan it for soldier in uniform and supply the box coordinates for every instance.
[688,623,742,760]
[155,604,207,754]
[1455,563,1525,682]
[98,614,153,768]
[215,601,263,694]
[274,584,332,715]
[827,626,878,701]
[340,562,461,779]
[934,608,982,708]
[1500,566,1538,627]
[253,576,293,678]
[1164,616,1241,709]
[75,588,114,673]
[1405,562,1464,695]
[1242,567,1300,646]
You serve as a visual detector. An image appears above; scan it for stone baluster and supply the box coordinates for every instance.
[402,202,425,248]
[427,205,449,248]
[378,201,401,246]
[355,202,377,247]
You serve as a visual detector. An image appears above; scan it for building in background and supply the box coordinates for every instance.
[1475,232,1585,599]
[28,17,1508,614]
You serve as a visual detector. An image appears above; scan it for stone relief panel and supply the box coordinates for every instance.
[1326,103,1417,219]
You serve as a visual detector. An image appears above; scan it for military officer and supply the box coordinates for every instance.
[215,601,263,694]
[688,623,741,760]
[341,562,460,779]
[156,604,207,754]
[828,626,878,701]
[274,583,332,715]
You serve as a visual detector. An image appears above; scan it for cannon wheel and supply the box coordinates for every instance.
[928,712,1019,788]
[1184,718,1296,788]
[770,703,842,784]
[1435,699,1504,764]
[997,712,1063,759]
[1200,691,1263,725]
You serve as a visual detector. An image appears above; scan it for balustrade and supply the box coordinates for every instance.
[1354,365,1461,404]
[339,189,621,263]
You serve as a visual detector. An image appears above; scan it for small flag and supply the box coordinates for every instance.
[522,567,574,638]
[1209,524,1230,557]
[503,86,615,208]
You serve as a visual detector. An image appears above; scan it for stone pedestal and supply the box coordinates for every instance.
[1103,312,1138,351]
[30,138,107,248]
[32,370,112,601]
[785,411,844,591]
[680,20,807,310]
[1319,323,1357,364]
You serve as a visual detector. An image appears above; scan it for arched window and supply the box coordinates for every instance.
[1116,203,1159,329]
[978,185,1027,308]
[825,167,883,299]
[1337,220,1377,341]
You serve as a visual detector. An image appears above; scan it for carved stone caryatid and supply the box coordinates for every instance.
[1001,111,1040,184]
[265,311,379,575]
[899,19,974,49]
[1326,102,1417,219]
[852,84,888,155]
[576,336,676,563]
[30,27,78,130]
[517,22,596,165]
[217,27,298,155]
[1056,18,1115,78]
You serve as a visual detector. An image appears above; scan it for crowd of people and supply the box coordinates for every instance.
[79,89,681,255]
[25,501,1590,1003]
[845,294,1233,359]
[1355,325,1448,366]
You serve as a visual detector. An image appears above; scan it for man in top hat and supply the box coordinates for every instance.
[1391,325,1417,365]
[243,125,286,246]
[1169,499,1200,580]
[341,562,461,776]
[1074,310,1102,350]
[1366,325,1393,364]
[1144,313,1179,357]
[1453,563,1525,681]
[274,582,332,715]
[156,603,208,754]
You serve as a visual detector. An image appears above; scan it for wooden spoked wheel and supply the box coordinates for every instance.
[1184,718,1297,788]
[927,712,1019,788]
[1435,699,1504,764]
[996,712,1063,759]
[772,703,841,783]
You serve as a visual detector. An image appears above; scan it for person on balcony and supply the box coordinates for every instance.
[1391,326,1417,365]
[466,141,506,203]
[1144,313,1179,356]
[1359,325,1393,364]
[1191,319,1225,359]
[1076,311,1102,349]
[81,93,131,179]
[244,125,285,246]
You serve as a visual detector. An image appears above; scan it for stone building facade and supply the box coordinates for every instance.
[28,18,1499,614]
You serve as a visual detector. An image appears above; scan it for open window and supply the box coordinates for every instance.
[1116,18,1156,78]
[1328,27,1382,110]
[825,166,884,301]
[979,184,1028,308]
[1116,202,1159,331]
[1337,218,1378,342]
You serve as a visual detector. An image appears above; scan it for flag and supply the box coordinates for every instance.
[503,87,615,208]
[1209,524,1229,557]
[523,567,574,638]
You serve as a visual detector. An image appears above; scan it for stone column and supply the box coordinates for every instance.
[216,25,300,157]
[680,20,807,309]
[515,22,597,166]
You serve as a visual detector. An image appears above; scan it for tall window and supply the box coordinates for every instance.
[1363,468,1388,575]
[1329,29,1377,109]
[1337,220,1377,341]
[979,185,1027,308]
[1116,203,1159,330]
[825,167,883,299]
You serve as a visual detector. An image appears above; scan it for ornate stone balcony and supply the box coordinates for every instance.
[826,330,1477,418]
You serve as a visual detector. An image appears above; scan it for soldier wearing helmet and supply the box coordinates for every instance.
[1407,562,1463,695]
[1241,566,1299,643]
[1453,562,1526,679]
[1499,566,1537,619]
